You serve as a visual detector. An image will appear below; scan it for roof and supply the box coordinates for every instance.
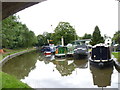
[75,39,91,42]
[92,43,109,48]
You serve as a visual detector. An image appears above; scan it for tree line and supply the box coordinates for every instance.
[36,23,105,46]
[2,15,120,49]
[37,22,77,46]
[37,23,120,46]
[2,15,37,49]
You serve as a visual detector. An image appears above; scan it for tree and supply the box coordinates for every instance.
[82,33,91,39]
[112,31,120,44]
[2,15,37,48]
[37,32,54,46]
[37,34,44,46]
[90,26,104,46]
[53,22,77,45]
[2,15,18,48]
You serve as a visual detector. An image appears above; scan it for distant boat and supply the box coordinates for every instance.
[43,46,52,57]
[89,44,114,68]
[73,45,89,59]
[55,46,68,58]
[66,44,74,57]
[40,46,55,57]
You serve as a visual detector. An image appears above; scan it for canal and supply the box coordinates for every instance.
[2,51,119,88]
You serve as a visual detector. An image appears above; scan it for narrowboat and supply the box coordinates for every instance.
[73,45,89,59]
[55,46,68,58]
[66,44,74,57]
[40,45,56,57]
[89,44,114,68]
[43,46,52,57]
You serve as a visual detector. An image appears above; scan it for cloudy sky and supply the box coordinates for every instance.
[16,0,118,37]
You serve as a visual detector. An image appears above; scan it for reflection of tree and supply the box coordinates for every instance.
[2,51,39,79]
[90,66,113,87]
[73,59,88,69]
[52,60,75,76]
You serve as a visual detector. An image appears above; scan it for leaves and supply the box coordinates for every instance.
[90,26,104,46]
[53,22,77,45]
[82,33,91,39]
[2,15,37,48]
[113,31,120,44]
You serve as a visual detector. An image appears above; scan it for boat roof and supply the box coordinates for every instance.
[92,43,109,48]
[75,39,91,42]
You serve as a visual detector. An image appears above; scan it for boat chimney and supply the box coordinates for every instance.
[61,36,64,46]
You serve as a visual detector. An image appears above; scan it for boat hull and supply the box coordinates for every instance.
[89,59,114,68]
[55,54,66,58]
[44,51,52,57]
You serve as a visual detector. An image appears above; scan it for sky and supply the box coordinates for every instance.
[16,0,118,37]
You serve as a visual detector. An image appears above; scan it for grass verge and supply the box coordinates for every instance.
[0,48,36,61]
[112,52,120,62]
[0,71,31,88]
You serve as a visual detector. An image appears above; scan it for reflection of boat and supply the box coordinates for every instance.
[44,55,55,61]
[55,46,68,58]
[73,45,89,59]
[90,65,113,87]
[73,59,88,69]
[89,44,114,68]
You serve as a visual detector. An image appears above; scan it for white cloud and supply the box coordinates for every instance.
[16,0,118,37]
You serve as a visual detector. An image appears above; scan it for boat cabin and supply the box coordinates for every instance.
[90,44,113,68]
[55,46,68,57]
[91,45,111,60]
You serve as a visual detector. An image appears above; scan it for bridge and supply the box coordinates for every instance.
[2,0,46,20]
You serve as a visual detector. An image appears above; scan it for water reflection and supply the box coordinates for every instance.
[52,60,75,76]
[73,59,88,69]
[90,65,113,87]
[2,51,119,88]
[115,65,120,73]
[42,57,88,76]
[2,51,39,79]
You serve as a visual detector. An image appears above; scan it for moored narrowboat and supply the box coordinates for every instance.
[66,44,74,57]
[89,44,114,68]
[55,46,68,58]
[43,46,52,57]
[73,45,89,59]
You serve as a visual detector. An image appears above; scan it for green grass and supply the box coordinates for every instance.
[112,52,120,62]
[1,48,36,61]
[0,71,31,88]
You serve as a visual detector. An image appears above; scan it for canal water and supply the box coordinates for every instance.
[2,51,119,88]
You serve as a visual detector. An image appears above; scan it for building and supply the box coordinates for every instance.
[72,39,91,46]
[105,37,112,46]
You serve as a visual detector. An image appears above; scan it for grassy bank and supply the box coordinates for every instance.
[0,71,31,88]
[0,47,36,61]
[112,52,120,62]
